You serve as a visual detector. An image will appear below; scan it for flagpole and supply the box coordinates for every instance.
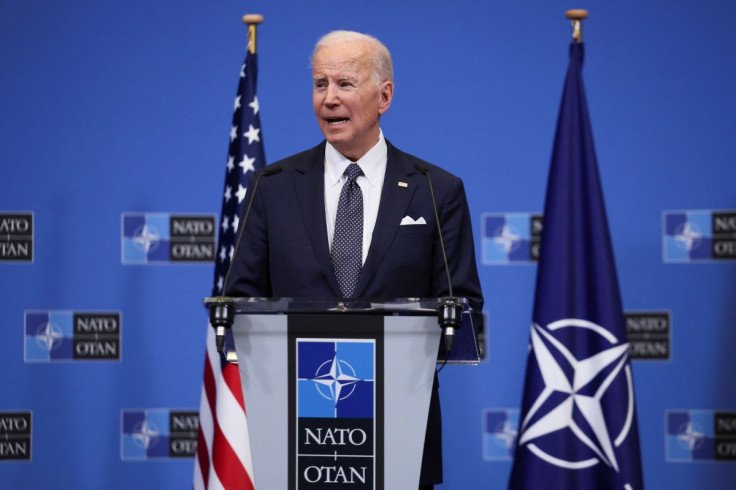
[565,9,588,43]
[242,14,264,55]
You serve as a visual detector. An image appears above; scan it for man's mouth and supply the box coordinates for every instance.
[326,118,349,126]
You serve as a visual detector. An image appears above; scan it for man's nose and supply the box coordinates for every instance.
[324,84,340,105]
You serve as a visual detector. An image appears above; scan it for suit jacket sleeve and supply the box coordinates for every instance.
[434,174,484,315]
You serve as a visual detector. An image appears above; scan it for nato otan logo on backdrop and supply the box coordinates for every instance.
[121,213,216,264]
[666,410,736,462]
[0,212,33,262]
[0,412,31,461]
[663,210,736,262]
[24,311,121,362]
[482,409,518,461]
[625,311,671,361]
[481,213,542,264]
[121,409,199,460]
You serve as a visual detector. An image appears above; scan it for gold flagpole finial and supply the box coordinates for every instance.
[242,14,264,54]
[565,9,589,43]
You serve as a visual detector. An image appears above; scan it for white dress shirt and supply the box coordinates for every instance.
[324,130,387,265]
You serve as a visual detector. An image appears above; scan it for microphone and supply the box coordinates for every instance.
[414,163,462,352]
[212,164,283,356]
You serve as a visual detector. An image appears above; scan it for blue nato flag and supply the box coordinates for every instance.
[508,42,645,490]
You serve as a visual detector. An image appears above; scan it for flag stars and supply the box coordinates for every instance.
[221,216,229,233]
[236,184,248,203]
[240,63,246,78]
[232,214,240,233]
[239,154,256,175]
[234,95,241,112]
[230,125,238,143]
[226,155,235,173]
[219,245,228,263]
[243,124,261,144]
[249,96,259,115]
[224,185,232,202]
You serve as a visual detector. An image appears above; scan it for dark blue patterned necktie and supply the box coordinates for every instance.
[331,163,364,298]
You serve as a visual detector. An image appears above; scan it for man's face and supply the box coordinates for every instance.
[312,41,393,161]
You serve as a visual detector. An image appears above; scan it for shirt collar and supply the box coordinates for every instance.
[325,130,386,187]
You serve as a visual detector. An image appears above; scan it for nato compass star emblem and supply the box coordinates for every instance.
[494,419,518,450]
[493,224,522,253]
[132,420,160,450]
[518,319,635,472]
[132,224,160,254]
[35,322,63,351]
[676,421,706,451]
[673,221,702,252]
[311,355,361,404]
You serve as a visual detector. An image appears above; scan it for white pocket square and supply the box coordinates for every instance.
[400,216,427,225]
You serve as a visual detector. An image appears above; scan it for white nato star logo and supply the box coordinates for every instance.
[311,355,360,404]
[674,222,702,251]
[518,319,635,472]
[35,322,64,352]
[493,419,518,449]
[239,153,256,174]
[493,224,521,253]
[676,421,705,451]
[132,225,160,253]
[243,124,261,144]
[132,420,160,450]
[249,96,259,115]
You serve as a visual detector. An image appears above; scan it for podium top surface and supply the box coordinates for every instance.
[205,297,483,364]
[204,296,471,315]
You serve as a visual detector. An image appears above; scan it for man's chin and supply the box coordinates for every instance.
[324,132,351,150]
[323,125,350,140]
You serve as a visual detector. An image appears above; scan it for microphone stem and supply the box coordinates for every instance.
[423,170,453,298]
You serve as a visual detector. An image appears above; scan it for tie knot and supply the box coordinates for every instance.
[345,163,363,182]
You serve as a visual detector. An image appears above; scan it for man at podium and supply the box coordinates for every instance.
[225,30,484,489]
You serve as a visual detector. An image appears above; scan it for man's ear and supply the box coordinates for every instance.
[378,81,394,115]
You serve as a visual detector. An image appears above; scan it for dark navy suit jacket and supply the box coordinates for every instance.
[225,140,482,308]
[225,139,484,484]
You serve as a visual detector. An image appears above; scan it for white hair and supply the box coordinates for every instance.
[311,30,394,86]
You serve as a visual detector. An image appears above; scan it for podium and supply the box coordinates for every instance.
[205,297,481,489]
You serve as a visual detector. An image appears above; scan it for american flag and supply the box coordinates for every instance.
[194,48,265,490]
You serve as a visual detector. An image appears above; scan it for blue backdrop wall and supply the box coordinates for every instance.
[2,0,735,488]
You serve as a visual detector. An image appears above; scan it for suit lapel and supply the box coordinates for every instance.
[355,142,419,297]
[292,142,342,296]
